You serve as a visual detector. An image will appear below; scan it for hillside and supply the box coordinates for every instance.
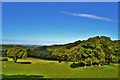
[1,36,120,66]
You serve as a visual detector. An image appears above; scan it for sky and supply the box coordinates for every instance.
[2,2,118,45]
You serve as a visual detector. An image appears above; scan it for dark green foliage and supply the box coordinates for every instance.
[2,75,43,80]
[51,36,120,67]
[70,63,80,68]
[28,46,57,60]
[1,36,120,66]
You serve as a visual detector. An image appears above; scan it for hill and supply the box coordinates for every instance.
[1,36,120,66]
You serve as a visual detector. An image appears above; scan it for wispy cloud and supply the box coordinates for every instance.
[60,11,112,22]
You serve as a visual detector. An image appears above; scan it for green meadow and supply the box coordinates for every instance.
[2,2,119,80]
[1,58,119,79]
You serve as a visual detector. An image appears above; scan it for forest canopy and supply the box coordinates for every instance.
[1,36,120,66]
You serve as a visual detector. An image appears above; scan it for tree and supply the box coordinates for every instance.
[52,47,68,63]
[93,46,105,66]
[99,36,112,65]
[7,47,27,62]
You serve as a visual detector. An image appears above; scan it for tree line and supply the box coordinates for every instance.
[52,36,120,66]
[1,36,120,66]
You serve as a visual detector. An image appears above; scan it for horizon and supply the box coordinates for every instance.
[2,36,119,46]
[2,2,118,45]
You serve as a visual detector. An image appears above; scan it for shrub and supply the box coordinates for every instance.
[70,63,79,68]
[78,61,86,67]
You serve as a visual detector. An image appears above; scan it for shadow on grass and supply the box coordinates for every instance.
[16,62,31,64]
[70,62,86,68]
[1,74,119,80]
[70,63,80,68]
[2,74,44,80]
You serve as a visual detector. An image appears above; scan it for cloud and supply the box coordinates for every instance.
[60,11,112,22]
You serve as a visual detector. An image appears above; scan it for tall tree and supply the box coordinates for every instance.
[7,47,27,62]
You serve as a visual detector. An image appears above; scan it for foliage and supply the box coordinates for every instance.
[51,36,120,67]
[2,36,120,66]
[70,62,80,68]
[6,47,27,62]
[28,46,56,60]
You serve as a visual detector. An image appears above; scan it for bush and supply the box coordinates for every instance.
[78,61,86,67]
[70,63,79,68]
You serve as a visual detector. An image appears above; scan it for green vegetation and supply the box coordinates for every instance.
[1,58,118,78]
[1,36,120,65]
[52,36,120,67]
[1,36,119,79]
[6,47,27,62]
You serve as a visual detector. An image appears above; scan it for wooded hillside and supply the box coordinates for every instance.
[1,36,120,66]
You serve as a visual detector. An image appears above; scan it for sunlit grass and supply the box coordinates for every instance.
[2,58,119,78]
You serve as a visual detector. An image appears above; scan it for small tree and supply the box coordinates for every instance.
[7,47,27,62]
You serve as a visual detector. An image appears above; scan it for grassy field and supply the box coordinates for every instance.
[1,58,119,78]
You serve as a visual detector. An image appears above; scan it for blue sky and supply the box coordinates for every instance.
[2,2,118,45]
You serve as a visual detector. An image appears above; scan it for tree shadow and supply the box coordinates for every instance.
[16,62,31,64]
[70,62,86,68]
[2,74,44,80]
[70,63,80,68]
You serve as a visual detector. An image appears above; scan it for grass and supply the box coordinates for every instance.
[1,58,119,78]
